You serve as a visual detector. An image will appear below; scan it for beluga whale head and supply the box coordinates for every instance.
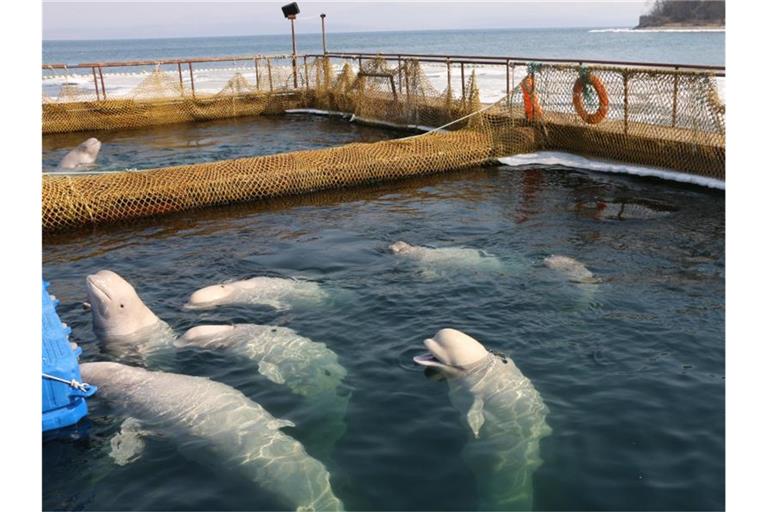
[389,241,414,254]
[86,270,161,338]
[414,328,490,376]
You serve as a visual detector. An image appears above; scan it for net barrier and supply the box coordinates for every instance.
[42,57,724,232]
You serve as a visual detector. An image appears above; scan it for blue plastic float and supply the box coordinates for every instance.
[42,280,96,432]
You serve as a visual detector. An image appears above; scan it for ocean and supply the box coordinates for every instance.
[43,27,725,66]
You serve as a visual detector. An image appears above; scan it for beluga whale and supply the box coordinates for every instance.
[543,255,600,284]
[389,241,504,273]
[184,276,327,311]
[175,324,350,460]
[57,137,102,170]
[414,328,551,511]
[80,361,344,511]
[85,270,175,361]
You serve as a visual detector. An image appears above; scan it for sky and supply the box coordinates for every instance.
[42,1,651,40]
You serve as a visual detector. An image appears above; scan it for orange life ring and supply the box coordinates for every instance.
[520,75,542,121]
[572,74,609,125]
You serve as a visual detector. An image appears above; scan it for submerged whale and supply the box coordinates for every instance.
[80,362,344,511]
[176,324,349,459]
[85,270,175,360]
[414,328,551,511]
[57,137,102,170]
[389,241,504,271]
[185,276,327,311]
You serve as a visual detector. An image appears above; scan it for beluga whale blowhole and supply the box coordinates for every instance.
[85,270,175,360]
[80,361,344,511]
[184,276,327,311]
[414,328,551,511]
[57,137,102,170]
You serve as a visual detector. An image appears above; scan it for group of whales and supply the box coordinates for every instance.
[76,242,597,511]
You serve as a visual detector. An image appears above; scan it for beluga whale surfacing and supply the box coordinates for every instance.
[85,270,175,361]
[414,328,551,511]
[389,241,505,275]
[80,361,344,511]
[57,137,102,170]
[184,276,327,311]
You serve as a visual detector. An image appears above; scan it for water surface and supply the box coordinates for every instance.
[43,159,724,510]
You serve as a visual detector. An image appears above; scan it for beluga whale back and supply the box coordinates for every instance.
[389,241,504,273]
[80,362,344,511]
[185,276,327,311]
[85,270,175,361]
[414,328,551,511]
[175,324,350,460]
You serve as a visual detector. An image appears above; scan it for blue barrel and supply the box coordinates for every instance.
[42,280,96,432]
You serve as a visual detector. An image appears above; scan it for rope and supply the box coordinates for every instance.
[578,64,597,107]
[43,372,92,393]
[527,61,542,76]
[401,83,522,140]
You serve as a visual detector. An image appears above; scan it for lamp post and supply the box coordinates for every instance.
[281,3,300,88]
[320,13,327,54]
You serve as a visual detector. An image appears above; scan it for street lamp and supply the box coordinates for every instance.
[320,13,327,54]
[281,3,300,88]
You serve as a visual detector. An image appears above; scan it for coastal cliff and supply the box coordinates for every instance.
[637,0,725,29]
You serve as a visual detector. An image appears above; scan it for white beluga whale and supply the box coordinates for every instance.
[543,255,600,284]
[80,362,344,511]
[414,328,551,511]
[57,137,102,170]
[85,270,175,360]
[176,324,350,460]
[389,241,504,273]
[185,276,327,311]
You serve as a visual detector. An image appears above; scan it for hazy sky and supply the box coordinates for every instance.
[43,1,651,40]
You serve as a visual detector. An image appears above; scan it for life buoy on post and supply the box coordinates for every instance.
[572,73,609,125]
[520,75,543,122]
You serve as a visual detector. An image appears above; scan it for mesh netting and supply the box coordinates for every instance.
[42,57,724,232]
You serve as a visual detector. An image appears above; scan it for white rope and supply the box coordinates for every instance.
[399,86,520,141]
[43,372,91,393]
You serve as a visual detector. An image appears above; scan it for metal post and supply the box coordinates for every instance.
[320,14,327,54]
[358,55,363,72]
[672,66,679,127]
[397,55,402,93]
[509,63,515,106]
[623,72,629,135]
[460,62,466,103]
[446,59,452,99]
[304,55,309,91]
[505,59,510,102]
[254,57,260,90]
[98,66,107,100]
[92,67,100,101]
[267,58,274,92]
[188,62,196,99]
[290,17,298,89]
[177,62,185,95]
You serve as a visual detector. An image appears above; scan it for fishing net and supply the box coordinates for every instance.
[42,56,724,232]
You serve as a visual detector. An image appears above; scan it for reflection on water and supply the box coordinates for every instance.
[43,163,723,511]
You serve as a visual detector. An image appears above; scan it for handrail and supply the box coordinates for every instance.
[311,52,725,75]
[42,54,296,70]
[43,51,725,75]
